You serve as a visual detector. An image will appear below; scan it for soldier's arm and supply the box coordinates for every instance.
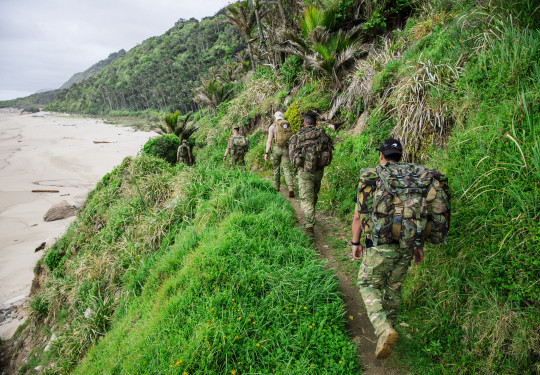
[176,147,181,162]
[223,143,230,160]
[288,135,296,161]
[352,203,364,259]
[188,147,192,163]
[413,246,424,265]
[264,126,274,161]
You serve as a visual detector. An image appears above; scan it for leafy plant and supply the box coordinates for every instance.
[224,0,257,71]
[142,134,181,164]
[281,5,365,90]
[194,77,234,115]
[159,111,199,141]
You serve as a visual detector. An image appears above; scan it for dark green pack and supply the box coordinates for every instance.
[231,135,249,155]
[178,144,189,158]
[369,163,450,247]
[292,127,332,172]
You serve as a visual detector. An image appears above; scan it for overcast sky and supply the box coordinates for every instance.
[0,0,232,100]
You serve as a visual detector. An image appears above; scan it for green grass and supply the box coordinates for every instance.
[318,2,539,373]
[27,156,359,374]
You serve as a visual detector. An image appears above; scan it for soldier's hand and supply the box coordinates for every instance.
[413,246,424,265]
[352,244,363,260]
[264,153,268,162]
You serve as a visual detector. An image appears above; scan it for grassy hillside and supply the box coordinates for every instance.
[13,156,358,374]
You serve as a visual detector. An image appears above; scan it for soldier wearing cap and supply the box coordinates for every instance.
[223,127,249,167]
[264,111,295,197]
[351,138,424,359]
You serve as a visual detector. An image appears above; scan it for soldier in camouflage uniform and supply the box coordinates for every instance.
[289,112,333,237]
[223,127,249,168]
[177,139,192,165]
[264,111,295,197]
[351,138,425,359]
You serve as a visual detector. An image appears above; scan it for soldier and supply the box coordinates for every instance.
[223,127,249,167]
[289,112,333,237]
[264,111,295,197]
[351,138,450,359]
[177,139,192,165]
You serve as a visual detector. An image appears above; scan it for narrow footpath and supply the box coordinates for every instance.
[280,191,404,375]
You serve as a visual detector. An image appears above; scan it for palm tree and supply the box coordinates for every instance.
[159,111,199,141]
[193,77,234,115]
[281,6,365,90]
[225,1,257,71]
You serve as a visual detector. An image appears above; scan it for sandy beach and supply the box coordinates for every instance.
[0,109,157,307]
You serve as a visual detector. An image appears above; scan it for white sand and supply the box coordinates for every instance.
[0,109,158,305]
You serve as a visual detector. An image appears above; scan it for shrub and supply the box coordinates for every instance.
[280,56,303,90]
[44,247,63,271]
[142,134,181,164]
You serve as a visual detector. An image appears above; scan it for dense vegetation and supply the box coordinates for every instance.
[4,0,538,374]
[46,14,246,117]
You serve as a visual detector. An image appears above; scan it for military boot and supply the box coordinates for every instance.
[305,227,314,238]
[375,327,398,359]
[288,189,295,198]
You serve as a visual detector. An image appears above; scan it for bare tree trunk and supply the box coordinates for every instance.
[277,0,286,25]
[253,0,267,53]
[247,40,256,72]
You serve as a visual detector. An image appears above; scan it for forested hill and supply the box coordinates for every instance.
[46,14,246,115]
[59,50,126,90]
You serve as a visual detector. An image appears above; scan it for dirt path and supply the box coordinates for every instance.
[280,191,404,375]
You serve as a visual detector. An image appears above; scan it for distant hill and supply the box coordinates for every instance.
[0,50,126,109]
[59,50,126,90]
[46,14,246,115]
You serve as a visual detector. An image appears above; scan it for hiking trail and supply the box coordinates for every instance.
[280,191,405,375]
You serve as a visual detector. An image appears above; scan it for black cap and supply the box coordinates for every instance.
[233,126,240,130]
[378,138,402,156]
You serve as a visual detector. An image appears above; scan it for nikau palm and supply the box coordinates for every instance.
[281,6,365,90]
[225,1,257,71]
[193,77,234,115]
[160,111,199,141]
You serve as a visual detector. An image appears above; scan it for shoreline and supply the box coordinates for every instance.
[0,109,157,334]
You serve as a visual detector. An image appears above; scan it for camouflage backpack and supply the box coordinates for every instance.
[231,135,249,155]
[365,163,450,248]
[178,144,189,158]
[274,120,293,147]
[291,127,332,172]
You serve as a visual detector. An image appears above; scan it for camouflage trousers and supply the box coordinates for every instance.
[179,156,190,165]
[297,169,324,228]
[270,145,294,190]
[357,243,414,337]
[229,153,246,168]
